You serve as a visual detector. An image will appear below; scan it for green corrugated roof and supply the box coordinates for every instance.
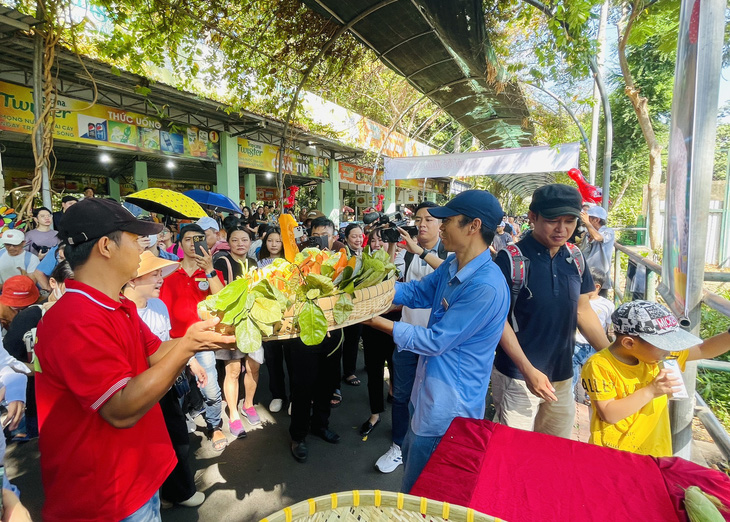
[301,0,553,197]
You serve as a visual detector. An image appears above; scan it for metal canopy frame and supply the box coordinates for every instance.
[302,0,554,198]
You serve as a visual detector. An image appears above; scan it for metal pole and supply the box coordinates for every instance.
[589,0,609,185]
[668,0,725,459]
[0,144,5,204]
[32,7,52,211]
[720,149,730,267]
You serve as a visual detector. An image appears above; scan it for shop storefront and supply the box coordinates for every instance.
[395,178,450,207]
[338,162,385,220]
[237,138,335,214]
[0,79,221,200]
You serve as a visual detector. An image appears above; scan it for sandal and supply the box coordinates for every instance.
[330,389,342,408]
[344,375,361,386]
[211,430,228,451]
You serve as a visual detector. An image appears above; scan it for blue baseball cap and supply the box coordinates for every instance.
[428,190,503,229]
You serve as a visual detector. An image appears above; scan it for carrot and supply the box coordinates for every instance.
[311,263,321,275]
[333,250,348,272]
[347,256,358,270]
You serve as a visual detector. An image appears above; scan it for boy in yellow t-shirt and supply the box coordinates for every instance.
[581,300,730,457]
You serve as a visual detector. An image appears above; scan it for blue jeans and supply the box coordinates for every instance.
[121,492,161,522]
[391,347,418,447]
[572,342,593,399]
[401,427,442,494]
[195,351,222,431]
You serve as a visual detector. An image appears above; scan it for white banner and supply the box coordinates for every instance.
[383,143,580,180]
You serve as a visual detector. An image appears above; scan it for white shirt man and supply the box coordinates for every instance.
[0,230,40,288]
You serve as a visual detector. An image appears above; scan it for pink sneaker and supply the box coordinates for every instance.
[241,406,261,426]
[228,419,247,439]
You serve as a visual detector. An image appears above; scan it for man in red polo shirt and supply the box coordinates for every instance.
[159,223,231,449]
[34,199,235,522]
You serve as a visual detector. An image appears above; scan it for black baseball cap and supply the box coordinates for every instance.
[427,190,503,229]
[58,198,162,245]
[529,184,582,219]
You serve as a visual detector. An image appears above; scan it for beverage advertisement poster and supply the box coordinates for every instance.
[0,81,220,161]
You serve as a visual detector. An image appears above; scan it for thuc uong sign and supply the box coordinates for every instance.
[0,80,221,192]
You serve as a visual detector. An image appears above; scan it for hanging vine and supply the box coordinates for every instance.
[21,0,62,222]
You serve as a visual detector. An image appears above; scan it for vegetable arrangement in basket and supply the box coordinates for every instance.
[198,246,398,352]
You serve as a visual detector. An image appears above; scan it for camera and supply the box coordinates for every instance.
[363,211,414,243]
[306,235,329,250]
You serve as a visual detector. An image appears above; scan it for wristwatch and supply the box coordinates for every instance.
[206,270,217,278]
[419,248,429,260]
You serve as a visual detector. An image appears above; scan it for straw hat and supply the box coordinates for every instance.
[135,251,179,279]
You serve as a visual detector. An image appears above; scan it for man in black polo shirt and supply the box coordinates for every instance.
[492,184,610,438]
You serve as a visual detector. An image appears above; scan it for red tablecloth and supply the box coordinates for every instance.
[410,418,730,522]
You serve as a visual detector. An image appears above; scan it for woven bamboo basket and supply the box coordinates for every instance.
[200,277,396,340]
[260,490,497,522]
[267,276,395,340]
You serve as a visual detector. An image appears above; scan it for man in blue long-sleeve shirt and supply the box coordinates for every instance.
[365,190,510,493]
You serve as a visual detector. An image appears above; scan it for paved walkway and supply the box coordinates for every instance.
[6,350,725,521]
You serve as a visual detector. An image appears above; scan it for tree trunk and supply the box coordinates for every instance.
[610,173,633,212]
[617,1,662,250]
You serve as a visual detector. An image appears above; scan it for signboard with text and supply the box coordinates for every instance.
[339,163,384,187]
[395,178,448,193]
[0,81,220,161]
[237,138,329,179]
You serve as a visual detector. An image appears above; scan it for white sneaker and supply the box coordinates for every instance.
[269,399,283,413]
[375,443,402,473]
[178,491,205,507]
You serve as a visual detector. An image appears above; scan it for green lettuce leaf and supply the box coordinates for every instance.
[236,319,262,353]
[249,297,282,325]
[215,278,249,311]
[253,279,291,311]
[306,288,321,300]
[298,301,328,345]
[221,287,248,324]
[333,293,354,324]
[255,321,274,337]
[305,273,335,296]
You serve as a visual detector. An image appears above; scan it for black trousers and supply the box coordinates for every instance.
[361,325,394,415]
[288,331,342,442]
[341,324,362,379]
[159,388,196,503]
[264,340,294,402]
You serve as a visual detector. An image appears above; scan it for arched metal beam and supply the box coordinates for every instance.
[522,82,591,163]
[278,0,400,210]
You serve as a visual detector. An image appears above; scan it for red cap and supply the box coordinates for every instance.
[0,276,40,307]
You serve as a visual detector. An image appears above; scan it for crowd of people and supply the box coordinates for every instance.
[0,183,727,521]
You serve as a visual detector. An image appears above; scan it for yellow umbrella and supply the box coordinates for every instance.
[125,188,207,219]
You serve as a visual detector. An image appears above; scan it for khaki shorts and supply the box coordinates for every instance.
[491,368,574,439]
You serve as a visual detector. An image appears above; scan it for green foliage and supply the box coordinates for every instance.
[297,300,328,346]
[698,295,730,431]
[600,36,674,227]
